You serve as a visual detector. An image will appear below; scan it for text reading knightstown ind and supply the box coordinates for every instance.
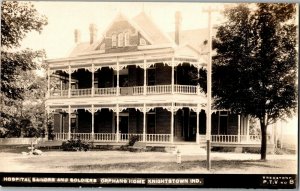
[2,177,204,185]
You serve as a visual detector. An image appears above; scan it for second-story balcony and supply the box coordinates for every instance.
[49,84,202,98]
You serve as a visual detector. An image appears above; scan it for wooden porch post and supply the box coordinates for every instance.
[143,58,147,95]
[143,103,146,142]
[91,105,94,141]
[68,105,71,140]
[196,108,200,144]
[171,57,175,94]
[116,104,119,142]
[246,115,250,142]
[116,58,120,96]
[171,103,174,143]
[91,64,94,97]
[237,114,241,142]
[68,65,71,98]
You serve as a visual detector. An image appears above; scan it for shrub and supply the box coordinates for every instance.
[61,138,91,151]
[128,135,139,146]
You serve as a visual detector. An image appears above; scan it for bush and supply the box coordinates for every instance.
[61,138,91,151]
[128,135,139,146]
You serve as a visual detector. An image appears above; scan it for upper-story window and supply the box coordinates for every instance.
[112,34,117,47]
[118,33,124,47]
[140,38,146,46]
[124,32,129,46]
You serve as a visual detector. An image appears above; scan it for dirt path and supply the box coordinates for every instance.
[0,151,297,174]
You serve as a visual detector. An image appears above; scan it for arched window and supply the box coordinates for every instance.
[112,34,117,47]
[124,32,129,46]
[118,33,124,47]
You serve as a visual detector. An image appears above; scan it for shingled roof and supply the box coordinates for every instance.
[68,12,210,57]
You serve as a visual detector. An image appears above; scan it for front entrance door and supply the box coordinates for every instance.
[119,116,129,134]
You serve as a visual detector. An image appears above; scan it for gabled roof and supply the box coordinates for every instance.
[68,12,210,58]
[133,12,174,45]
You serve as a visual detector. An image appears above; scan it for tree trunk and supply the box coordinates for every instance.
[260,120,267,160]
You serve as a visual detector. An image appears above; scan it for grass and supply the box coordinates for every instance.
[0,150,296,174]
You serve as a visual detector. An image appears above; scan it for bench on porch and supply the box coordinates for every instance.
[128,142,147,152]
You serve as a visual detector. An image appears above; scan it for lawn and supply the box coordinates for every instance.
[0,149,297,174]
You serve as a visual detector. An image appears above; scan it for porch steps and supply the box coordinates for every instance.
[174,144,206,155]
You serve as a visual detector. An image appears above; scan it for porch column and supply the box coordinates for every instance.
[91,64,94,97]
[143,58,147,95]
[196,108,200,144]
[68,65,71,98]
[143,104,146,142]
[171,57,175,94]
[116,104,120,142]
[68,105,71,140]
[170,103,174,143]
[91,105,94,141]
[237,114,241,142]
[246,115,249,142]
[116,58,120,96]
[197,65,200,95]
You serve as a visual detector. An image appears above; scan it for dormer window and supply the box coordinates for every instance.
[118,33,124,47]
[140,38,146,46]
[124,32,129,46]
[112,34,117,47]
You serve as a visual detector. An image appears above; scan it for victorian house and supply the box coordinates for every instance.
[45,11,274,150]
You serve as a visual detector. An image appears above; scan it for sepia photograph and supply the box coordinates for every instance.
[0,1,298,188]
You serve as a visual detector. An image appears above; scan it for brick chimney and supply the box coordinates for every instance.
[89,23,97,44]
[175,11,182,45]
[74,29,81,44]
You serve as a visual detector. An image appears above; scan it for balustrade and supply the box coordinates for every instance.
[94,133,116,142]
[94,87,117,96]
[71,89,92,97]
[49,85,200,98]
[146,134,170,142]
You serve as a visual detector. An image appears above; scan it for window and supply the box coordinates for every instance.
[124,32,129,46]
[118,33,124,47]
[112,34,117,47]
[140,38,146,46]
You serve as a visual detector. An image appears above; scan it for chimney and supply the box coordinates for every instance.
[175,11,182,45]
[89,23,97,44]
[74,29,81,44]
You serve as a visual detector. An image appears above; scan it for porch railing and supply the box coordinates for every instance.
[94,133,116,142]
[70,133,92,141]
[147,85,172,94]
[146,134,170,142]
[211,135,238,143]
[174,85,197,94]
[53,133,68,140]
[132,86,144,95]
[119,133,143,142]
[50,90,69,98]
[94,87,117,96]
[53,133,272,144]
[71,89,92,97]
[49,85,200,98]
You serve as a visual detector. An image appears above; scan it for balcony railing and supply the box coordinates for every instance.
[94,87,117,96]
[71,88,91,97]
[49,85,200,98]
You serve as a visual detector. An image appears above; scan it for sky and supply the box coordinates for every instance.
[20,1,298,136]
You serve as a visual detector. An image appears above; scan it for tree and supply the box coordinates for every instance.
[1,1,48,137]
[212,3,297,160]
